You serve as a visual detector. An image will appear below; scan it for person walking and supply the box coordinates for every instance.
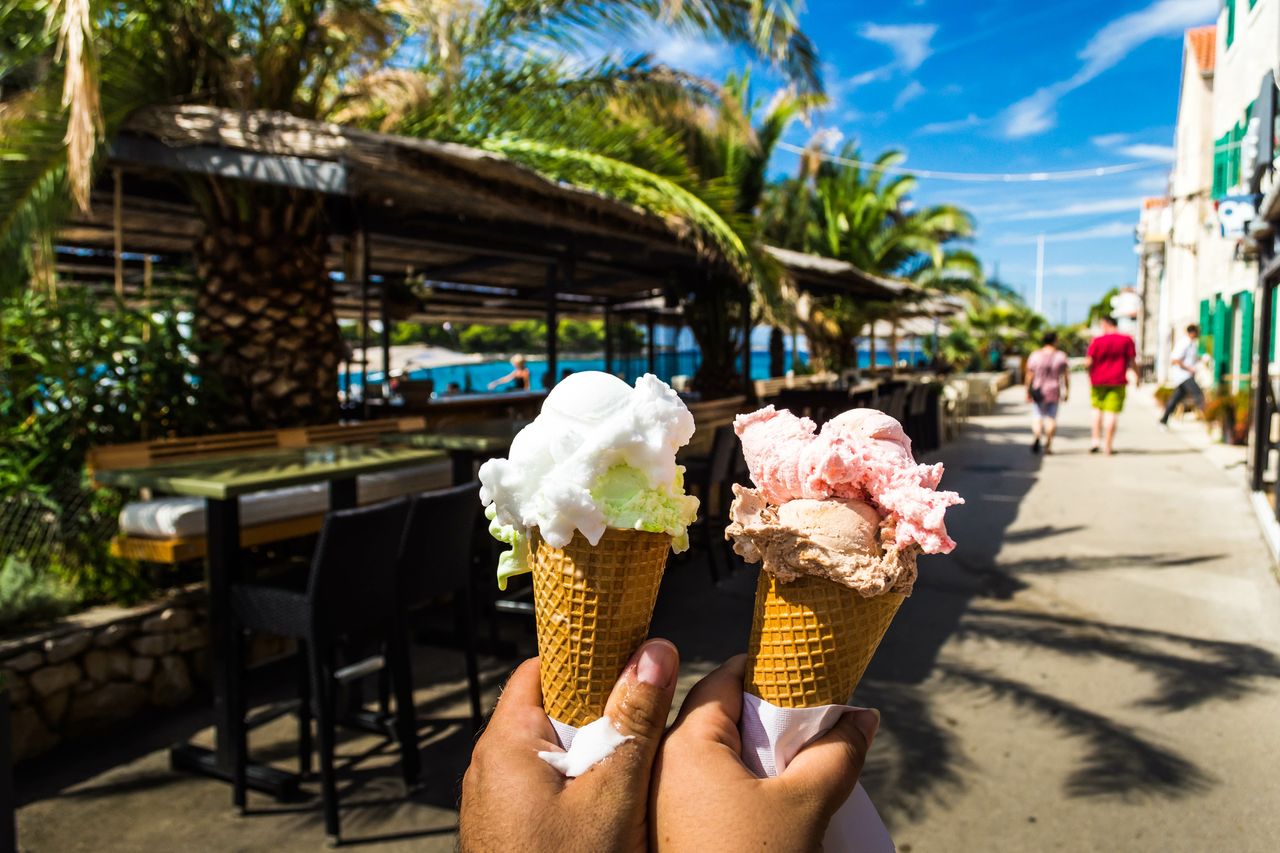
[1159,324,1205,428]
[1025,331,1069,454]
[1086,315,1136,455]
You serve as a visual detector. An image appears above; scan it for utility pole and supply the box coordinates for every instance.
[1034,233,1045,315]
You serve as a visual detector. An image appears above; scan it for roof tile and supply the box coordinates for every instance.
[1186,25,1215,73]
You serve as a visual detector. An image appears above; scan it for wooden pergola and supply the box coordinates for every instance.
[52,105,912,403]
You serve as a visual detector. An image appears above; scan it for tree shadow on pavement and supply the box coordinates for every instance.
[960,609,1280,712]
[937,663,1213,799]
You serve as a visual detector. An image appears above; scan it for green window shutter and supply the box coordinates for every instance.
[1199,299,1211,355]
[1213,297,1230,383]
[1271,287,1278,361]
[1227,0,1236,48]
[1213,133,1230,199]
[1239,291,1254,384]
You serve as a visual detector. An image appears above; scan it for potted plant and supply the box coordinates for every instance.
[1204,389,1251,446]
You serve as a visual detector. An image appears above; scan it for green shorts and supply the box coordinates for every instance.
[1090,385,1126,413]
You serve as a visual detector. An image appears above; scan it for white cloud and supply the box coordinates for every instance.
[1091,132,1176,162]
[993,197,1146,221]
[649,33,732,73]
[846,65,894,88]
[1090,132,1129,148]
[858,23,939,71]
[894,81,927,110]
[1000,0,1216,138]
[1044,264,1127,277]
[1003,86,1064,138]
[997,221,1135,244]
[1002,263,1128,277]
[917,112,982,135]
[1117,143,1176,161]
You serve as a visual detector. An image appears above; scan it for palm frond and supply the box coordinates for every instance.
[479,135,752,275]
[47,0,100,212]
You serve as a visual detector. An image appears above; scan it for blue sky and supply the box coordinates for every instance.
[644,0,1221,324]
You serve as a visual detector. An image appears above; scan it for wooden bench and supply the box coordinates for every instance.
[90,417,433,564]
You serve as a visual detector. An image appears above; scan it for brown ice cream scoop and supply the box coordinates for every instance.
[726,484,918,597]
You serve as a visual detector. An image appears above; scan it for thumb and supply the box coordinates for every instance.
[605,638,680,749]
[568,638,679,791]
[560,639,679,842]
[776,708,879,822]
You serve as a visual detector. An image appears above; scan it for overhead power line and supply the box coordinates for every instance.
[775,141,1166,183]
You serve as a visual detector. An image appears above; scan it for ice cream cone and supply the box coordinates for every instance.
[745,570,903,708]
[531,527,671,727]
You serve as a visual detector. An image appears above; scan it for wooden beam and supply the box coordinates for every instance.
[109,135,349,195]
[421,256,515,280]
[112,168,124,298]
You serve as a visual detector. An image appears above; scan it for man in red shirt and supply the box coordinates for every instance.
[1085,315,1136,455]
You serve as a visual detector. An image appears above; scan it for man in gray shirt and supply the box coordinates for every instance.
[1159,324,1205,427]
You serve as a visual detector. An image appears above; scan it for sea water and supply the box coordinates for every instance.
[345,347,925,391]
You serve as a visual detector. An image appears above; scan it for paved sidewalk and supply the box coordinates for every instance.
[16,384,1280,851]
[868,384,1280,852]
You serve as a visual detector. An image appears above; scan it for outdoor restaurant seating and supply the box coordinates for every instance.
[395,483,485,733]
[89,417,447,564]
[228,499,418,845]
[874,380,909,423]
[684,424,742,582]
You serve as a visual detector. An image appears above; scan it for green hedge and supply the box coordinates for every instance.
[0,288,225,629]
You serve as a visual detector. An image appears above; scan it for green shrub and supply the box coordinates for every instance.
[0,554,81,632]
[0,288,223,622]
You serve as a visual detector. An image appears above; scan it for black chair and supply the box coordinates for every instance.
[229,498,416,845]
[874,381,909,423]
[394,483,484,733]
[685,424,740,582]
[905,383,933,451]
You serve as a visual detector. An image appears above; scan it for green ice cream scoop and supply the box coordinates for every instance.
[489,464,699,589]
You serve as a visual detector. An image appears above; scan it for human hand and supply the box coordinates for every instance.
[459,639,680,853]
[650,656,878,852]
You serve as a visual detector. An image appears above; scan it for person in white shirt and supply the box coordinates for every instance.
[1159,324,1205,427]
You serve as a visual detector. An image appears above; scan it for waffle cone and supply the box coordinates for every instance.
[745,571,903,708]
[530,527,670,727]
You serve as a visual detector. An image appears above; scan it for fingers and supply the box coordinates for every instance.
[774,708,878,822]
[462,658,563,827]
[673,655,747,727]
[487,657,558,750]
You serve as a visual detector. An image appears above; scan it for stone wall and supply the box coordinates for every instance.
[1,586,209,763]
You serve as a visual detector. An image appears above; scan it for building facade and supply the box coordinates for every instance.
[1143,9,1278,393]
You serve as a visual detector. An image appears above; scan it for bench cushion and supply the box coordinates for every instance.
[118,462,451,539]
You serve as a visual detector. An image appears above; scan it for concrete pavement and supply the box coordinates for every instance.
[15,383,1280,851]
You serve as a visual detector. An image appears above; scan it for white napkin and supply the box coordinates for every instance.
[740,693,895,853]
[548,700,894,852]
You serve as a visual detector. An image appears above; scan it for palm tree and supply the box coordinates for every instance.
[625,72,819,392]
[761,142,981,372]
[2,0,820,426]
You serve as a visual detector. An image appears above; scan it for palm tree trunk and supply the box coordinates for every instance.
[768,327,786,377]
[888,314,899,372]
[192,187,341,429]
[683,274,745,398]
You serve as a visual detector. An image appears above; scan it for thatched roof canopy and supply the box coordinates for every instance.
[763,245,912,301]
[55,106,733,324]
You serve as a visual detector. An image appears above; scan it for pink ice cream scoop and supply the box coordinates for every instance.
[734,406,963,554]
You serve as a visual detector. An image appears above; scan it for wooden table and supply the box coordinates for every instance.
[95,444,446,800]
[383,420,522,484]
